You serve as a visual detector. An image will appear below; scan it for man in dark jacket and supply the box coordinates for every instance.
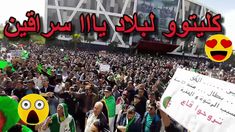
[124,81,135,104]
[134,94,146,119]
[117,106,142,132]
[142,103,161,132]
[40,77,55,93]
[40,77,58,115]
[11,80,25,100]
[75,84,98,132]
[24,80,40,95]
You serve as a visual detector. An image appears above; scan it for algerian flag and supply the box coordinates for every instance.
[37,64,43,73]
[47,67,52,76]
[21,50,30,60]
[0,60,15,72]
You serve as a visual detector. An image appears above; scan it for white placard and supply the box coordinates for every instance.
[6,53,12,62]
[99,64,110,72]
[10,50,21,57]
[160,68,235,132]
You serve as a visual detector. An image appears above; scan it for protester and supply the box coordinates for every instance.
[42,103,76,132]
[134,94,146,119]
[90,120,110,132]
[11,79,25,100]
[85,102,109,132]
[116,90,129,115]
[117,106,142,132]
[40,77,58,115]
[0,43,234,132]
[102,86,116,132]
[142,103,162,132]
[146,92,157,110]
[24,79,40,95]
[124,81,136,104]
[76,84,98,131]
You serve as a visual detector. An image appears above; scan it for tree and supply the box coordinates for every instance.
[30,34,45,45]
[71,33,81,44]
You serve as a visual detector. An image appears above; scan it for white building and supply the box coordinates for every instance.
[45,0,217,52]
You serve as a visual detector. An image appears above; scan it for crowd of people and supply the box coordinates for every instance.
[0,43,234,132]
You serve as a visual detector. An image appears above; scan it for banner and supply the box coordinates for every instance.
[99,64,110,72]
[10,50,22,57]
[160,68,235,132]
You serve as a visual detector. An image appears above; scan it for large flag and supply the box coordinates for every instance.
[21,50,30,60]
[0,60,15,72]
[37,64,52,76]
[46,67,52,76]
[37,64,43,74]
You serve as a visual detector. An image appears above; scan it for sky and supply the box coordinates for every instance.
[197,0,235,50]
[0,0,45,24]
[0,0,234,49]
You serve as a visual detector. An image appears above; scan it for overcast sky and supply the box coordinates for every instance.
[0,0,234,49]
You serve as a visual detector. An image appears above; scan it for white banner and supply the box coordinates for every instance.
[160,68,235,132]
[10,50,22,57]
[99,64,110,72]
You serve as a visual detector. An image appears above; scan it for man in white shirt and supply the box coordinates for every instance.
[85,102,109,132]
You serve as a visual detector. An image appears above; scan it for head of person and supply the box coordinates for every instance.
[151,84,158,92]
[85,85,92,95]
[148,92,156,102]
[57,103,69,121]
[15,80,23,89]
[104,86,112,98]
[93,102,103,116]
[127,106,136,120]
[64,82,71,91]
[57,104,64,118]
[26,80,35,89]
[42,77,49,87]
[51,69,55,76]
[122,90,128,99]
[138,89,145,97]
[112,85,118,92]
[90,121,101,132]
[134,94,141,105]
[127,81,133,88]
[147,103,157,115]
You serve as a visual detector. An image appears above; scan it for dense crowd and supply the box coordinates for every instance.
[0,43,234,132]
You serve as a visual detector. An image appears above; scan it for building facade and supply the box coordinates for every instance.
[45,0,217,53]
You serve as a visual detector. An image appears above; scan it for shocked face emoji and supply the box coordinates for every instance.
[18,94,49,125]
[205,34,233,62]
